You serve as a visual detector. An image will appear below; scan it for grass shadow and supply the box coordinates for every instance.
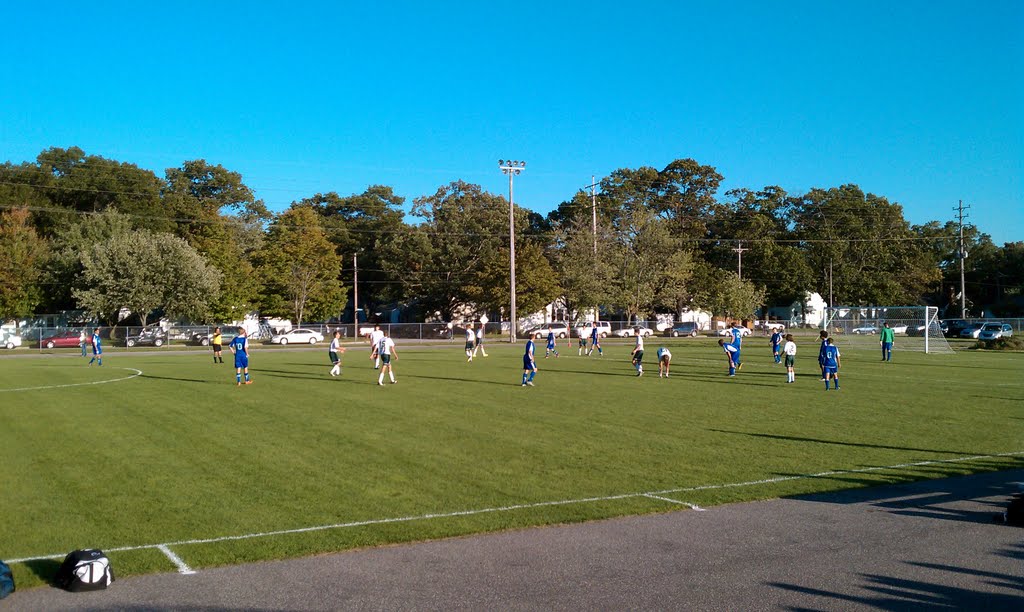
[22,558,61,585]
[708,429,971,455]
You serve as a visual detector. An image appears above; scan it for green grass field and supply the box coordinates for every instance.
[2,337,1022,588]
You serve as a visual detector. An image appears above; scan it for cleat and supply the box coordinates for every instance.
[526,381,534,386]
[236,382,242,386]
[522,383,527,386]
[378,381,384,386]
[245,380,252,385]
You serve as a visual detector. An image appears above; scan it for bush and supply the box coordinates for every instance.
[974,336,1024,351]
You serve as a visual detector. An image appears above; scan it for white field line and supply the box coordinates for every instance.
[642,493,705,511]
[0,368,143,393]
[157,545,196,575]
[7,450,1022,574]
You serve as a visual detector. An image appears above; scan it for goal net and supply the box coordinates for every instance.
[822,306,953,354]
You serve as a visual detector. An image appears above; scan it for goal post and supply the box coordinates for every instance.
[822,306,953,354]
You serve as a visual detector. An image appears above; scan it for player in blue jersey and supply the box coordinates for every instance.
[817,330,829,381]
[521,337,537,386]
[229,327,252,386]
[727,323,743,370]
[545,326,559,358]
[770,327,783,364]
[822,337,841,390]
[588,323,603,356]
[87,327,102,366]
[719,338,739,376]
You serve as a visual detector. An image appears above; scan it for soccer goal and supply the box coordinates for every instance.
[822,306,953,354]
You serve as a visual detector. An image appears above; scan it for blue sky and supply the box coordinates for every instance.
[2,1,1021,243]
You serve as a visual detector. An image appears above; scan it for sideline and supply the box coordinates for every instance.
[7,449,1022,574]
[0,367,143,393]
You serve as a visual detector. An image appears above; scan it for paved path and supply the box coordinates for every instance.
[8,470,1023,611]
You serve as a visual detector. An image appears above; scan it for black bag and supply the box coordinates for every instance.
[0,560,14,599]
[55,549,114,592]
[1005,494,1024,526]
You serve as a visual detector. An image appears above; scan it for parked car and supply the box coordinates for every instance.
[978,323,1013,341]
[941,319,970,337]
[905,325,928,337]
[613,326,655,338]
[39,330,89,349]
[664,322,700,337]
[189,332,213,346]
[851,325,878,335]
[528,324,570,339]
[959,323,985,339]
[270,328,324,345]
[575,322,612,338]
[125,327,166,348]
[717,326,751,337]
[2,332,22,349]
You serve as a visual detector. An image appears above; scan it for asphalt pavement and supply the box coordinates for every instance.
[6,470,1023,611]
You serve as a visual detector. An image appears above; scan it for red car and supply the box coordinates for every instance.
[39,330,91,349]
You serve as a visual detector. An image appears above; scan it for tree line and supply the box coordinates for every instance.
[1,147,1020,328]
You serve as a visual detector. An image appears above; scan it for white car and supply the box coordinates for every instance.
[717,326,751,337]
[852,326,877,335]
[270,328,324,345]
[2,332,22,349]
[530,324,570,339]
[613,326,654,338]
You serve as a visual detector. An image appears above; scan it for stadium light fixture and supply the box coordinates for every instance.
[499,159,526,343]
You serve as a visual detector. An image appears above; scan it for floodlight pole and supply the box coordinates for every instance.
[353,252,359,325]
[499,160,526,343]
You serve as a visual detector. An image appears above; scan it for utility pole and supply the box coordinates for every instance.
[732,241,748,280]
[955,200,970,318]
[499,160,526,343]
[352,253,359,325]
[591,175,597,257]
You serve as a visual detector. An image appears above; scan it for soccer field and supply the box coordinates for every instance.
[2,338,1022,588]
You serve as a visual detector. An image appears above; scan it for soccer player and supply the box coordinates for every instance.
[589,322,603,357]
[783,334,797,383]
[464,326,476,361]
[474,322,488,358]
[823,338,841,390]
[817,330,829,381]
[521,335,537,386]
[229,327,251,386]
[729,323,744,370]
[657,346,672,378]
[211,327,224,364]
[578,329,588,356]
[630,329,644,376]
[719,338,738,376]
[377,330,397,385]
[87,327,102,366]
[880,322,895,362]
[329,331,346,377]
[79,330,87,357]
[369,325,385,369]
[770,327,783,364]
[545,326,559,358]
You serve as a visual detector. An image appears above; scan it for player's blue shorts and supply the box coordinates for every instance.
[547,342,555,350]
[523,356,535,370]
[882,342,892,351]
[235,354,248,369]
[824,366,838,375]
[772,343,780,352]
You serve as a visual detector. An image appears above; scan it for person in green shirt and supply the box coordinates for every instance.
[880,322,895,361]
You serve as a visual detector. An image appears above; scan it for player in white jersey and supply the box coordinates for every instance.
[368,325,385,369]
[465,326,476,361]
[473,322,488,357]
[630,330,645,376]
[657,346,672,378]
[376,330,398,385]
[329,331,346,377]
[783,334,797,383]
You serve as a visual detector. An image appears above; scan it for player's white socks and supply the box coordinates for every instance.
[330,365,340,376]
[390,373,396,383]
[378,373,384,384]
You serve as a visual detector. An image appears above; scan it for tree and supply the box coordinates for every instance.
[791,185,941,305]
[473,241,562,319]
[42,209,135,312]
[254,206,346,325]
[690,262,766,321]
[551,214,616,321]
[74,230,221,326]
[0,207,47,319]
